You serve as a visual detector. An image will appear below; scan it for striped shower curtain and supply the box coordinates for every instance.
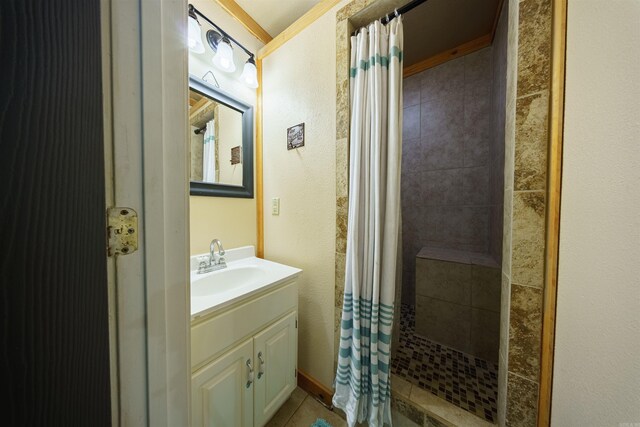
[333,16,403,427]
[202,118,216,182]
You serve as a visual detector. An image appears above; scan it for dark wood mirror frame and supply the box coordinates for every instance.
[189,75,254,198]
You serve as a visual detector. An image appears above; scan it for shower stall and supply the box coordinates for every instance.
[391,0,509,423]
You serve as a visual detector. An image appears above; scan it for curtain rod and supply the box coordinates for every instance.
[188,4,254,58]
[381,0,428,24]
[352,0,429,35]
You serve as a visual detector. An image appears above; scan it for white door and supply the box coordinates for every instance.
[105,0,189,425]
[192,338,254,427]
[253,311,298,427]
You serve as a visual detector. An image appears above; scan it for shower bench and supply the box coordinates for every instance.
[414,247,501,363]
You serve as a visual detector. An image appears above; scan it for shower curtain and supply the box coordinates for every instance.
[333,16,403,427]
[202,118,216,182]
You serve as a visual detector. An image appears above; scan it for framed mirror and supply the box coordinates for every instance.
[188,75,254,198]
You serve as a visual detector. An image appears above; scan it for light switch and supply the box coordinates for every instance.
[271,197,280,215]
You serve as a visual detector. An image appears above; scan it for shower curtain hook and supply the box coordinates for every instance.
[394,8,399,18]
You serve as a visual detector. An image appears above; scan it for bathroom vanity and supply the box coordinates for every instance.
[190,246,301,427]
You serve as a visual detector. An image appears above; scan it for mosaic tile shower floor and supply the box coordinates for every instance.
[391,304,499,423]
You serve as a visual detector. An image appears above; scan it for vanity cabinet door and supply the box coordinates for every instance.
[253,311,298,427]
[192,338,254,427]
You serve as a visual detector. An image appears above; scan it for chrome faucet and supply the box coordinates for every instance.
[197,238,227,274]
[210,239,225,265]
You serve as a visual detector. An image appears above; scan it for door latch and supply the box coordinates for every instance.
[107,207,138,257]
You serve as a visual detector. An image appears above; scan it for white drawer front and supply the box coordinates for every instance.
[192,280,298,370]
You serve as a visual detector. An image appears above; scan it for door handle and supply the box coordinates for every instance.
[258,351,265,379]
[246,359,254,388]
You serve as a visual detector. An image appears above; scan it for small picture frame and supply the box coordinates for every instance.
[287,123,305,150]
[230,146,242,165]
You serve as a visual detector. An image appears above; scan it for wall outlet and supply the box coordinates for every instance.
[271,198,280,215]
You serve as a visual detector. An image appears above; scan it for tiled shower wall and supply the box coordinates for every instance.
[401,47,506,305]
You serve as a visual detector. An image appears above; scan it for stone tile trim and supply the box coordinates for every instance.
[508,284,543,381]
[514,91,549,191]
[510,190,545,288]
[390,377,495,427]
[506,372,539,427]
[504,0,554,424]
[334,1,356,365]
[516,0,552,97]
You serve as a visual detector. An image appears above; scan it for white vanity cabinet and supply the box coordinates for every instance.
[192,338,255,427]
[191,279,298,427]
[253,311,297,426]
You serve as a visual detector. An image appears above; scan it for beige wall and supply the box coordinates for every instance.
[261,1,348,389]
[190,196,258,255]
[188,0,262,255]
[552,1,640,425]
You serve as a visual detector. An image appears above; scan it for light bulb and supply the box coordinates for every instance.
[212,38,236,73]
[187,15,205,54]
[240,57,258,89]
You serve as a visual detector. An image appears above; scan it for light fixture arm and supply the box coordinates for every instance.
[187,4,200,23]
[188,3,255,59]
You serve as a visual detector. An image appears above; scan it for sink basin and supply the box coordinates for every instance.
[191,265,264,297]
[190,246,302,319]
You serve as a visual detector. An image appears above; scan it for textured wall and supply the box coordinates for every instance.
[188,0,263,254]
[261,1,348,389]
[552,1,640,425]
[400,47,505,306]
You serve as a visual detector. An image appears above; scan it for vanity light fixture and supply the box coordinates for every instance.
[206,29,222,50]
[187,6,205,53]
[188,3,259,88]
[240,56,258,89]
[212,36,236,73]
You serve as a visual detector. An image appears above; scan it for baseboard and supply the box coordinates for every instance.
[297,369,334,408]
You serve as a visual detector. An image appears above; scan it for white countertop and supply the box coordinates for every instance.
[190,246,302,320]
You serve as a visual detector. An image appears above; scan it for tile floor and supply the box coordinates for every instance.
[390,304,499,423]
[265,387,420,427]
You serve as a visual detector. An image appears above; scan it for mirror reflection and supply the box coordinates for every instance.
[189,88,244,186]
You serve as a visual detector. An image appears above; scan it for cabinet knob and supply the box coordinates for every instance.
[257,351,265,379]
[246,359,254,388]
